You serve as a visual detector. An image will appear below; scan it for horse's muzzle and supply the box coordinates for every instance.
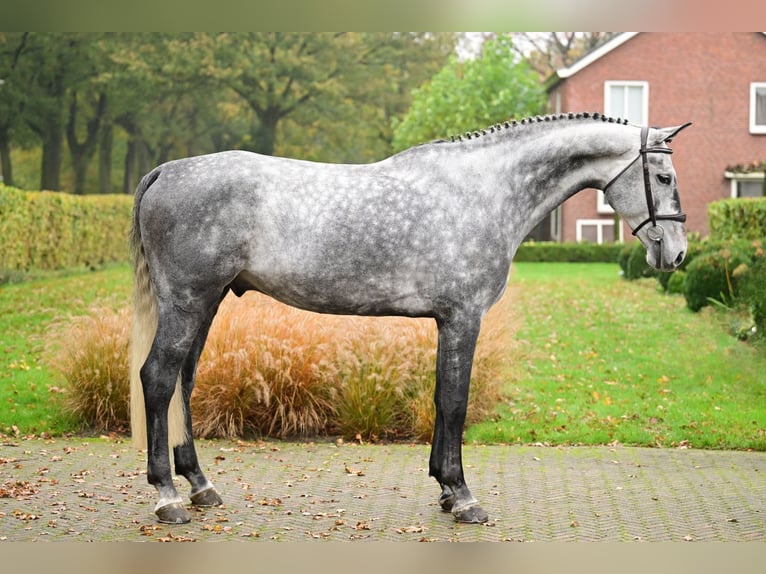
[647,240,686,272]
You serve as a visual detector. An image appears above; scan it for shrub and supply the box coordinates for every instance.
[655,239,707,291]
[708,197,766,241]
[737,251,766,339]
[50,292,512,441]
[616,243,631,275]
[0,184,133,274]
[619,241,657,281]
[682,242,759,312]
[515,241,623,263]
[667,270,686,295]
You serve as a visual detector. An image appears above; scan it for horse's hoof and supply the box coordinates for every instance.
[155,502,192,524]
[438,491,456,512]
[453,505,489,524]
[190,486,223,507]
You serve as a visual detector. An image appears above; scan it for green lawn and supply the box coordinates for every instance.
[0,264,132,435]
[465,263,766,450]
[1,262,764,450]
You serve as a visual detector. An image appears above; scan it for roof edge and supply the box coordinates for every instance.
[555,32,640,79]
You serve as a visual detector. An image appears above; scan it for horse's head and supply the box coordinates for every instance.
[603,122,692,271]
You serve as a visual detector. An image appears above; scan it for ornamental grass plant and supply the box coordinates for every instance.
[51,291,513,441]
[50,308,132,433]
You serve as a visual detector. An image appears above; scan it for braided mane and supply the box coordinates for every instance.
[443,112,630,143]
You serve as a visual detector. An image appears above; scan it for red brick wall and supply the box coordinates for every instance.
[550,32,766,241]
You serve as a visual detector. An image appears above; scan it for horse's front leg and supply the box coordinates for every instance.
[429,313,488,524]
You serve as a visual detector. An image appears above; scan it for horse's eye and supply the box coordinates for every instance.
[657,174,672,185]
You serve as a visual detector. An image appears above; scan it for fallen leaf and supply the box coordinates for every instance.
[158,532,196,542]
[139,524,160,536]
[396,525,426,534]
[13,510,40,521]
[0,480,39,498]
[344,464,365,476]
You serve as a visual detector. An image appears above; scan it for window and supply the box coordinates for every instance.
[604,81,649,125]
[597,190,614,214]
[576,219,623,244]
[750,82,766,134]
[726,171,765,198]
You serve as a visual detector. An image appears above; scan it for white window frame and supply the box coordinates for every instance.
[550,205,562,242]
[597,190,614,214]
[576,219,624,244]
[750,82,766,134]
[725,171,765,198]
[604,81,649,125]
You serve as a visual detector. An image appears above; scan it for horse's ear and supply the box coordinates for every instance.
[655,122,692,144]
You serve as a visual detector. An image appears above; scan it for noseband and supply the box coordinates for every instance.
[602,125,687,240]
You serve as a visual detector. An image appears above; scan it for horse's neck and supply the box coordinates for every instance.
[491,120,637,240]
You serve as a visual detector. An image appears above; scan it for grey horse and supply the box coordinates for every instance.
[129,113,691,524]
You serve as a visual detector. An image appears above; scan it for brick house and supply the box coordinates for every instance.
[533,32,766,243]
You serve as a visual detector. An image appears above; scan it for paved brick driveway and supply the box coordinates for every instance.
[1,438,764,542]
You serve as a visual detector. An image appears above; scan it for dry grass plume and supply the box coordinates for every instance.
[50,290,518,441]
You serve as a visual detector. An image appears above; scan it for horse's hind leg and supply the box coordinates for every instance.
[429,313,489,524]
[142,295,217,524]
[173,293,226,509]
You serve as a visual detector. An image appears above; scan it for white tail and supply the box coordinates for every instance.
[129,170,187,449]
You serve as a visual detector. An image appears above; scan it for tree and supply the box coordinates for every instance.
[0,33,114,192]
[0,33,32,187]
[392,35,547,151]
[64,34,115,194]
[509,32,616,79]
[11,34,96,191]
[106,33,236,192]
[0,33,458,193]
[278,32,456,162]
[165,33,457,160]
[159,33,354,157]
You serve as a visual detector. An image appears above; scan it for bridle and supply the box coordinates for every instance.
[602,125,687,242]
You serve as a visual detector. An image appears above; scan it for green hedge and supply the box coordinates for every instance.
[708,197,766,241]
[514,241,623,263]
[0,184,133,273]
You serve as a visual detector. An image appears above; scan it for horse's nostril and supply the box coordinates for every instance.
[674,251,686,267]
